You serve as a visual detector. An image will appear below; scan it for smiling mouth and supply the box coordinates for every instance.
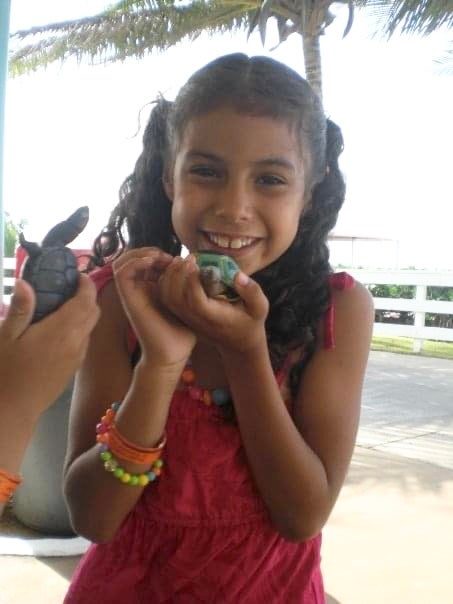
[203,231,258,250]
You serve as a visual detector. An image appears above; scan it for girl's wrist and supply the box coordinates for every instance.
[133,357,187,391]
[109,359,184,451]
[216,331,268,364]
[0,399,40,432]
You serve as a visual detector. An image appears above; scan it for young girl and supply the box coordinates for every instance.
[63,53,374,603]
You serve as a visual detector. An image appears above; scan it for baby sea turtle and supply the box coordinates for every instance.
[19,206,89,323]
[194,251,240,302]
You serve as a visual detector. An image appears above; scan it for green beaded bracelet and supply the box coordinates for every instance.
[100,448,164,486]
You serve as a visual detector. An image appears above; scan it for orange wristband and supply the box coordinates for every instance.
[0,468,22,503]
[95,401,166,467]
[107,425,166,466]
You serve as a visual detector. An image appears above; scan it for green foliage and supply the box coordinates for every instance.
[366,0,453,37]
[372,336,453,359]
[3,213,23,257]
[367,283,415,298]
[9,1,253,77]
[367,282,453,329]
[426,288,453,327]
[427,287,453,301]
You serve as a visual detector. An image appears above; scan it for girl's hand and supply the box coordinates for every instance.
[157,255,269,355]
[112,248,196,366]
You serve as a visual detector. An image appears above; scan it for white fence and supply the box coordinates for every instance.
[2,260,453,351]
[1,257,16,306]
[347,269,453,352]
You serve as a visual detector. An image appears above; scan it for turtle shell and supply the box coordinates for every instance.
[195,251,240,302]
[21,246,79,323]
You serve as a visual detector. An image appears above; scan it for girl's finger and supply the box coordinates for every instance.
[182,267,210,309]
[113,247,173,273]
[233,272,269,320]
[157,257,186,303]
[114,254,173,284]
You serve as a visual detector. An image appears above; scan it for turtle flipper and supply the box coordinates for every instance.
[41,206,89,247]
[18,232,41,257]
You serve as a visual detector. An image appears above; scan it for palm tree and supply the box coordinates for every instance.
[9,1,453,101]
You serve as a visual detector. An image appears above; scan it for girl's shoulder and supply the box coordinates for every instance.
[324,272,374,350]
[328,271,355,291]
[330,276,374,324]
[89,263,115,294]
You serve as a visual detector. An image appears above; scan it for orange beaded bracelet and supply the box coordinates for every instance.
[0,468,22,503]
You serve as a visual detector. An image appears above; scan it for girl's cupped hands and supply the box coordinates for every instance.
[157,254,269,355]
[112,248,196,366]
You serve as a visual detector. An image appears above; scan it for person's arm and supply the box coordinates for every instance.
[64,251,196,543]
[220,282,374,541]
[0,276,99,516]
[157,260,374,542]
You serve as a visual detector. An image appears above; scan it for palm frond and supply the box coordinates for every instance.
[363,0,453,37]
[9,1,256,76]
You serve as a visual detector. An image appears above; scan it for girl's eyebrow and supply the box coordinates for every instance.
[185,151,221,162]
[254,157,296,173]
[185,151,296,172]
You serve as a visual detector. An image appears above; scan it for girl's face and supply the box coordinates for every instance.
[166,107,307,276]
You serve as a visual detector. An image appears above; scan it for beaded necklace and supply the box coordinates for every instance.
[180,364,233,413]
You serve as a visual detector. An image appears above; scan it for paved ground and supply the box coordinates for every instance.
[358,351,453,470]
[1,350,452,604]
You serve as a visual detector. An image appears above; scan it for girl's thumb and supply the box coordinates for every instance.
[1,279,36,340]
[234,272,268,320]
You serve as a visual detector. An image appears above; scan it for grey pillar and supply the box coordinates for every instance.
[13,380,75,535]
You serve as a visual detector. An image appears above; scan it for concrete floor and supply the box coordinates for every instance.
[1,350,452,603]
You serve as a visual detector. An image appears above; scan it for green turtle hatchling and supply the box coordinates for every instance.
[19,206,89,323]
[194,251,241,302]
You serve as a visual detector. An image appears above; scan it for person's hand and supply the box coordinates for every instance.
[112,248,197,367]
[0,274,100,421]
[157,255,269,356]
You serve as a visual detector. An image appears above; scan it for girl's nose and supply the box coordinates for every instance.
[214,181,253,223]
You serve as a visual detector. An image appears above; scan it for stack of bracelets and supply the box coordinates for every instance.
[96,402,166,486]
[0,468,22,503]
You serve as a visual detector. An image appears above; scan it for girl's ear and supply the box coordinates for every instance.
[163,171,174,202]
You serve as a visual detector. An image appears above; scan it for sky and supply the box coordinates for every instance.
[4,1,453,269]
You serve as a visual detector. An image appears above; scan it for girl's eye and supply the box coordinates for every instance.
[189,166,219,178]
[257,174,286,186]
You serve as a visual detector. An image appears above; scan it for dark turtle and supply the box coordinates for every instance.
[194,251,240,302]
[19,206,89,323]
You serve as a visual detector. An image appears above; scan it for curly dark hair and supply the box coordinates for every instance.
[91,53,345,399]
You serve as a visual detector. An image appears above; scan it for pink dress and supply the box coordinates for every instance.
[64,266,354,603]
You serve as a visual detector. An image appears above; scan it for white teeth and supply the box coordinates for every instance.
[217,236,230,248]
[229,238,244,249]
[208,233,253,249]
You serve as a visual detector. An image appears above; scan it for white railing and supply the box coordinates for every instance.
[346,269,453,352]
[1,257,16,306]
[2,260,453,352]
